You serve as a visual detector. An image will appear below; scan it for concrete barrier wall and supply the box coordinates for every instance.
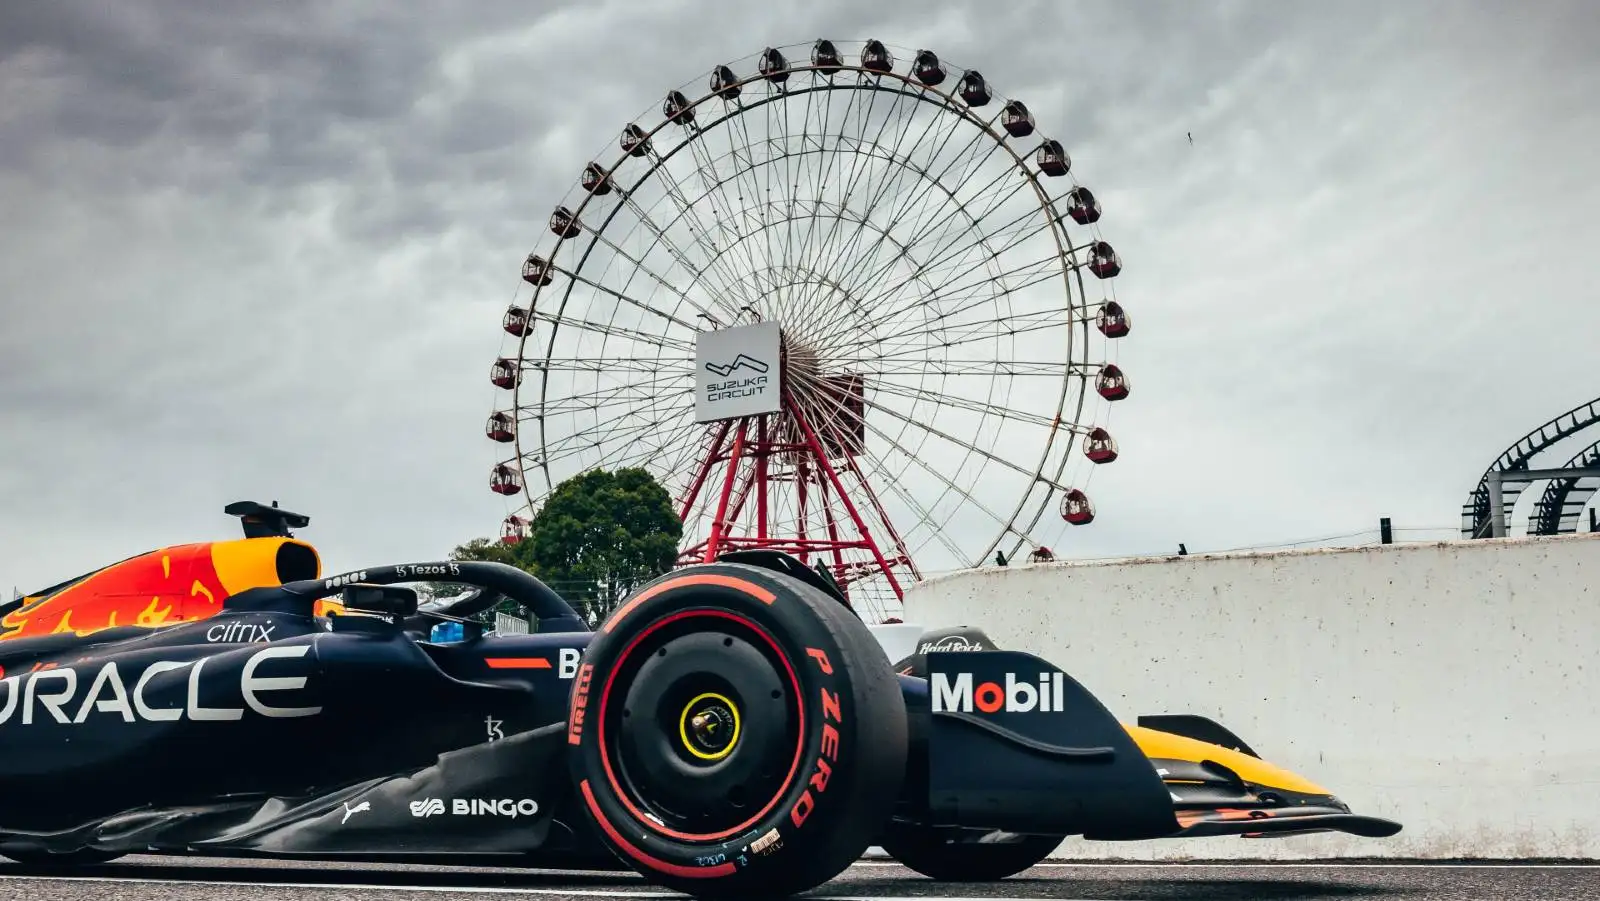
[901,532,1600,859]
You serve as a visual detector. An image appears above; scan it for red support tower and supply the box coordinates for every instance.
[675,374,919,607]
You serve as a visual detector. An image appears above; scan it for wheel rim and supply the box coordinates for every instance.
[598,608,806,841]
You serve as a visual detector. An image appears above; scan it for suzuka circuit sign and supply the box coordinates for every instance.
[695,322,783,423]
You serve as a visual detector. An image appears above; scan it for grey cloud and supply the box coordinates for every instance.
[2,1,1598,597]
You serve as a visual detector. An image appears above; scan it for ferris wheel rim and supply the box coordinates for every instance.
[493,38,1129,585]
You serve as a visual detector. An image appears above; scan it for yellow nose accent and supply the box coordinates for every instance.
[1124,724,1331,796]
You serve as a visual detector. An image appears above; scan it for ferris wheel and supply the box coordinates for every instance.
[486,39,1132,621]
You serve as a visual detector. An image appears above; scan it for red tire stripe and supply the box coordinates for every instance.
[580,779,737,879]
[603,574,776,634]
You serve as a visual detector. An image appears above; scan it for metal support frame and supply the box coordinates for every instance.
[675,391,918,604]
[1486,467,1600,538]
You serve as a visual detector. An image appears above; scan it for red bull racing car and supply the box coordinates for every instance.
[0,502,1400,897]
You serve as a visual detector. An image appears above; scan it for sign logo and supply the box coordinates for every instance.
[452,798,539,818]
[694,321,782,423]
[918,634,986,654]
[394,563,460,579]
[485,715,504,742]
[409,797,539,818]
[409,798,445,818]
[341,800,370,824]
[206,621,276,644]
[930,671,1067,714]
[704,354,770,377]
[0,644,321,727]
[568,662,593,745]
[324,572,369,591]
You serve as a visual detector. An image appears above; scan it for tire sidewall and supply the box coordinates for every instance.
[567,564,872,884]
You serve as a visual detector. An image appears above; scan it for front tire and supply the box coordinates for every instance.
[881,824,1063,881]
[567,562,906,898]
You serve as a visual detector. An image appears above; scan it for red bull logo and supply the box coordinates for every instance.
[0,538,320,642]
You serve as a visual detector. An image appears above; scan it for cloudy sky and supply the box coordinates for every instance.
[2,0,1597,596]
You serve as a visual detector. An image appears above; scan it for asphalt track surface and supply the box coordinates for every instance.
[1,856,1596,901]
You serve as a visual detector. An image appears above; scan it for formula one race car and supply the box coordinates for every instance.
[0,502,1400,897]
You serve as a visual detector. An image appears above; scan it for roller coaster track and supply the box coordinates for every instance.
[1461,394,1600,538]
[1529,437,1600,536]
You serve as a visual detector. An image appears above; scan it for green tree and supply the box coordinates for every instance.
[433,468,683,627]
[449,537,519,566]
[512,467,682,624]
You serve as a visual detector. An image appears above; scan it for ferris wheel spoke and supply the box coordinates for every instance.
[531,372,695,416]
[779,155,1010,358]
[863,379,1060,430]
[797,86,919,296]
[534,393,697,476]
[846,255,1065,352]
[806,171,1039,356]
[843,358,1081,378]
[909,137,1024,243]
[844,322,1064,372]
[526,355,695,376]
[832,194,1043,328]
[784,364,973,502]
[535,410,679,468]
[805,75,899,260]
[531,309,697,355]
[736,105,787,288]
[846,409,1027,540]
[846,128,1029,269]
[816,96,1004,292]
[571,411,703,480]
[561,265,712,334]
[854,391,1069,489]
[788,88,844,277]
[871,183,1048,303]
[610,187,755,320]
[787,79,872,287]
[610,148,773,324]
[859,462,972,564]
[775,87,821,278]
[851,172,1051,310]
[724,103,785,276]
[889,273,1077,348]
[632,170,767,320]
[535,377,693,420]
[682,142,771,306]
[679,133,772,294]
[771,92,813,278]
[801,106,968,305]
[556,215,738,329]
[820,160,1021,318]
